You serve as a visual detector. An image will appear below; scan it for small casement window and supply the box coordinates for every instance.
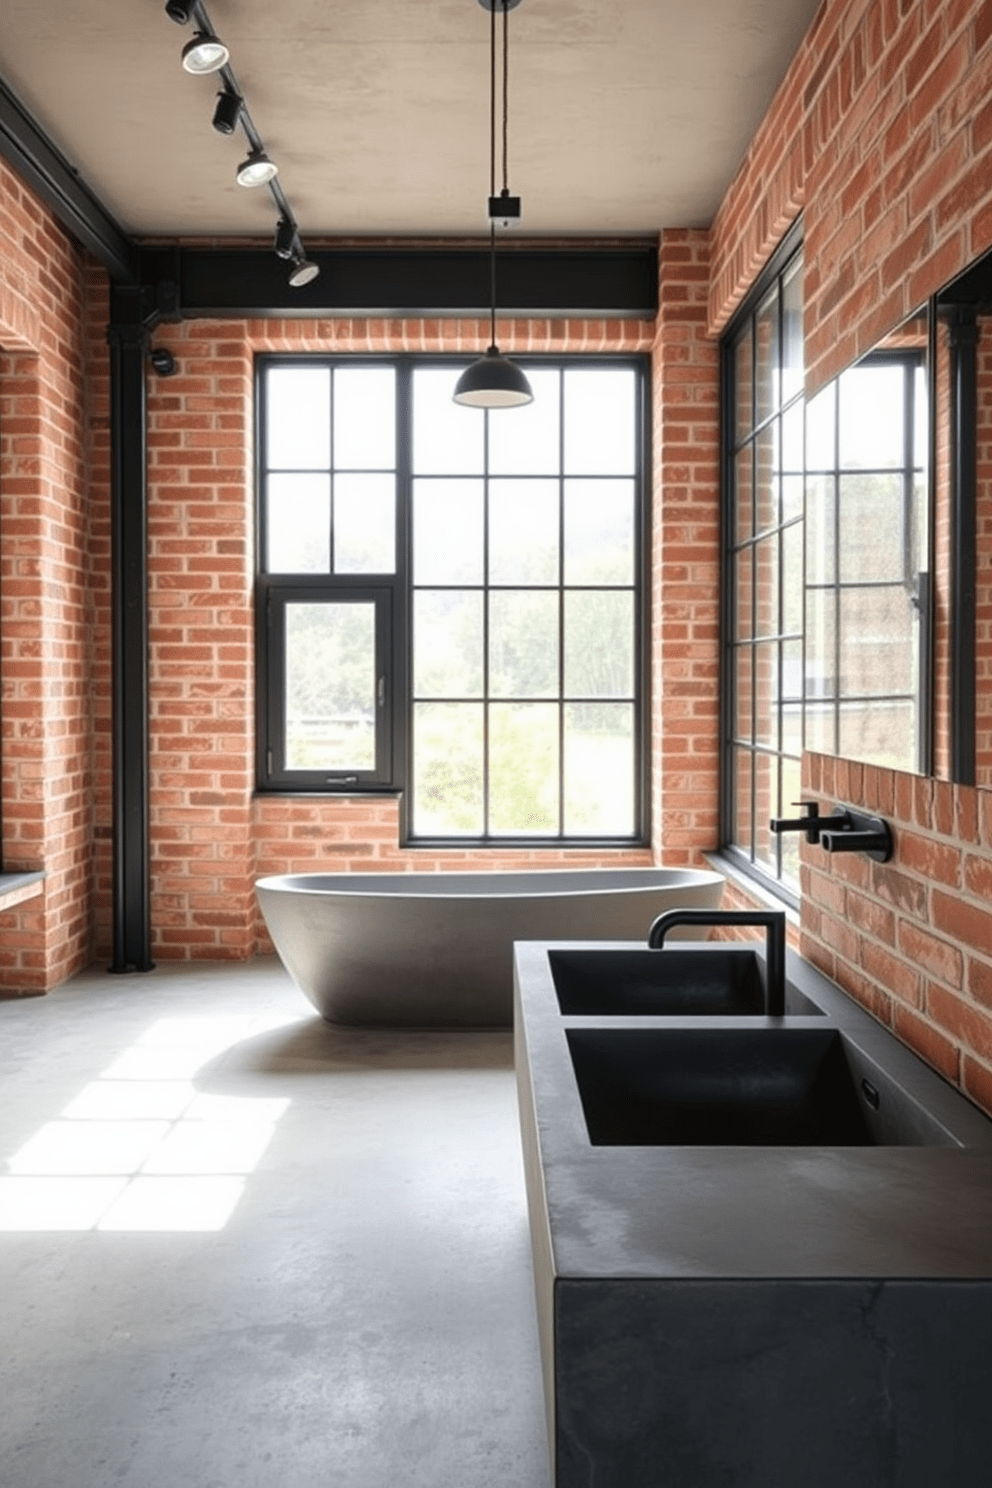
[256,355,649,847]
[260,587,392,788]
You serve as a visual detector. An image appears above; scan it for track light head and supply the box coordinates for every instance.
[274,219,297,260]
[181,29,229,74]
[236,149,278,187]
[149,348,177,378]
[165,0,194,22]
[212,88,242,135]
[288,253,320,289]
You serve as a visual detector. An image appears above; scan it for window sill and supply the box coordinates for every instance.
[0,871,45,912]
[705,851,800,929]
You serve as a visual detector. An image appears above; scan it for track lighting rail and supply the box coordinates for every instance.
[166,0,318,286]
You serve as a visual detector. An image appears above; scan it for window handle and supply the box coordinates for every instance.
[378,676,386,708]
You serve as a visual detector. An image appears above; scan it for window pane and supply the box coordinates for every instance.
[753,537,779,638]
[735,647,753,744]
[839,363,904,469]
[734,747,753,855]
[563,704,634,836]
[839,588,914,696]
[735,446,753,544]
[735,547,753,641]
[780,753,802,885]
[489,591,558,697]
[754,751,775,872]
[839,698,915,771]
[265,366,330,470]
[805,384,835,471]
[753,642,778,749]
[782,521,803,634]
[563,369,636,475]
[333,367,395,469]
[413,368,484,474]
[755,422,778,533]
[805,701,835,754]
[488,369,560,474]
[489,480,559,584]
[412,703,483,836]
[781,260,804,404]
[564,591,633,697]
[285,602,375,770]
[489,704,559,835]
[806,474,836,585]
[266,474,330,573]
[755,288,779,425]
[734,325,754,441]
[838,473,904,583]
[334,474,395,574]
[412,480,483,584]
[564,480,634,585]
[781,401,804,476]
[806,588,837,699]
[782,639,803,707]
[413,591,483,697]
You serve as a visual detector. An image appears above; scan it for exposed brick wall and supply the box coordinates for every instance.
[711,0,992,394]
[651,231,721,864]
[0,157,103,993]
[140,314,659,962]
[800,751,992,1112]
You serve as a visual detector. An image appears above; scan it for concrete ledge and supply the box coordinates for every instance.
[0,871,44,912]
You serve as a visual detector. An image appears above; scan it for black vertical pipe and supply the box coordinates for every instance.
[108,288,154,971]
[948,311,977,786]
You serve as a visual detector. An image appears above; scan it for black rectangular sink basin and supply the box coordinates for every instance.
[550,948,823,1017]
[566,1028,957,1147]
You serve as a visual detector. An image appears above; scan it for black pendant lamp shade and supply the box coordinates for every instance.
[454,0,533,409]
[453,346,533,407]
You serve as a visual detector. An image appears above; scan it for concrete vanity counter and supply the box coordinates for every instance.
[514,940,992,1488]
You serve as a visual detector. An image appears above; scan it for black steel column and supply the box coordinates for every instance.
[108,288,154,971]
[948,310,978,786]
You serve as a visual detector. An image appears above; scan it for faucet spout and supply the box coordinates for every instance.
[647,908,787,1017]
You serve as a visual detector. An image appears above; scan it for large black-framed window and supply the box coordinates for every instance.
[723,228,805,895]
[722,225,930,899]
[256,354,650,846]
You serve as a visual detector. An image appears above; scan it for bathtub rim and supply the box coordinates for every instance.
[255,867,726,901]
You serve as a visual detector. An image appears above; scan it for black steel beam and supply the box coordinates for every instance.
[136,245,659,318]
[947,309,978,786]
[108,288,155,972]
[0,74,135,283]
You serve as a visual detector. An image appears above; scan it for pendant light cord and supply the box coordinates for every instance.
[487,0,511,352]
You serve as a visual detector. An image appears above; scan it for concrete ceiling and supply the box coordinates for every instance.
[0,0,821,242]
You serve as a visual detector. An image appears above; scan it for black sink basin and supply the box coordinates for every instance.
[565,1028,956,1147]
[550,948,823,1017]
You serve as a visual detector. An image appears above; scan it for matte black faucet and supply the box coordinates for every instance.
[769,801,851,844]
[647,909,787,1017]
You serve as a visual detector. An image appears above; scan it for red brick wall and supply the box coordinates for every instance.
[711,0,992,395]
[800,751,992,1111]
[651,231,720,863]
[140,314,660,962]
[0,158,103,993]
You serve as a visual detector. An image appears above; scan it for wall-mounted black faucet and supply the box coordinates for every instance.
[647,909,786,1018]
[769,801,851,845]
[769,801,893,863]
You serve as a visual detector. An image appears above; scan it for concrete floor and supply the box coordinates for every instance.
[0,958,551,1488]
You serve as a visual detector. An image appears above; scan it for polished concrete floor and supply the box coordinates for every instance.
[0,959,551,1487]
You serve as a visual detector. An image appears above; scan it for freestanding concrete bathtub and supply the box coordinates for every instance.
[255,868,725,1027]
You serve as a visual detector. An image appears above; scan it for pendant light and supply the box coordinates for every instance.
[453,0,533,409]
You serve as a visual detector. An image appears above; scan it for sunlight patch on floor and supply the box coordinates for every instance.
[0,1013,292,1232]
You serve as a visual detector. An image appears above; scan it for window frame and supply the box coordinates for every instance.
[255,352,651,849]
[720,223,805,905]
